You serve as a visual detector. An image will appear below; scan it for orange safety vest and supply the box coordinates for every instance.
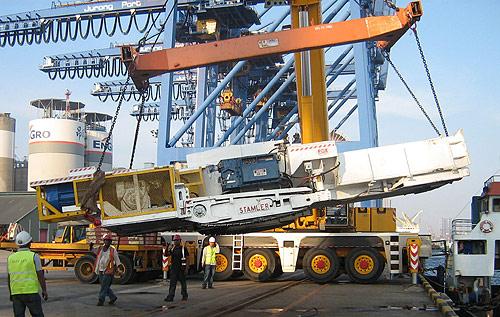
[95,246,116,275]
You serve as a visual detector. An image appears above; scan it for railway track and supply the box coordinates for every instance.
[205,278,307,317]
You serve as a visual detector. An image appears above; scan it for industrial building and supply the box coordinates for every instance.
[0,192,56,242]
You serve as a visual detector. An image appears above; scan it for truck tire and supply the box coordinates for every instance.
[271,253,283,279]
[345,247,384,284]
[302,248,340,283]
[243,248,276,282]
[214,247,234,281]
[75,255,98,284]
[114,254,135,284]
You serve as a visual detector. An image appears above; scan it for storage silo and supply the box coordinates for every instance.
[84,112,113,171]
[28,99,86,190]
[0,113,15,192]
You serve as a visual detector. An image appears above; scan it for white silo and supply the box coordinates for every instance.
[28,99,86,190]
[84,112,113,171]
[0,113,15,192]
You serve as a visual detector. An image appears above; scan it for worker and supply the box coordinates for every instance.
[165,234,189,302]
[292,132,301,144]
[94,233,121,306]
[201,237,219,289]
[7,231,48,317]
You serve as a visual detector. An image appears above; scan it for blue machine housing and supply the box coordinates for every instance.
[219,154,281,192]
[44,183,76,211]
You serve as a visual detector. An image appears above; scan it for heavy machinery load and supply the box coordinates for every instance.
[32,130,469,236]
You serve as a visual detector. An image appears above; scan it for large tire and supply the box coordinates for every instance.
[75,255,98,284]
[243,248,276,282]
[271,253,283,279]
[114,254,135,284]
[345,247,384,284]
[214,247,234,281]
[302,248,340,283]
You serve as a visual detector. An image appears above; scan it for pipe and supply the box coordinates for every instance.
[327,78,355,111]
[265,106,298,141]
[168,61,246,147]
[329,88,356,119]
[231,72,296,144]
[324,0,349,24]
[333,103,357,130]
[277,115,299,140]
[214,56,295,146]
[325,45,353,80]
[215,0,341,146]
[171,5,293,148]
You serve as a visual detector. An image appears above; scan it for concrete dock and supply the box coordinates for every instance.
[0,251,441,316]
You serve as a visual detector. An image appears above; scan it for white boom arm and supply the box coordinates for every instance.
[99,130,469,235]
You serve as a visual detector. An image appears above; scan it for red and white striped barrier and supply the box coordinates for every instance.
[409,243,419,273]
[162,247,171,272]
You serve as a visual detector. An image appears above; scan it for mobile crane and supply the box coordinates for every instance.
[30,1,471,283]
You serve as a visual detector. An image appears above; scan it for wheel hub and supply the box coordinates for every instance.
[311,255,331,274]
[216,254,228,273]
[354,255,374,275]
[249,254,267,273]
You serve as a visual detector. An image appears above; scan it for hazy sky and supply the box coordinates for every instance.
[0,1,499,234]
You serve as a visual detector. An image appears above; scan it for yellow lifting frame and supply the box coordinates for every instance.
[36,186,88,223]
[291,0,330,144]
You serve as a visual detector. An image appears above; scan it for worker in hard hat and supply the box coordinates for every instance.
[201,237,219,289]
[165,234,189,302]
[7,231,48,317]
[94,233,121,306]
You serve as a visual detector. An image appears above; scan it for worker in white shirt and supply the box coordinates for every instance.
[94,233,121,306]
[201,237,219,289]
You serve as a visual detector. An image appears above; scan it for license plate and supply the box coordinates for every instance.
[253,168,267,177]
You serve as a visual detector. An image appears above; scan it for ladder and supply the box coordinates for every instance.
[232,234,243,270]
[389,235,402,277]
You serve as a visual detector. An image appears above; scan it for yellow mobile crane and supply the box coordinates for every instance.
[31,1,470,283]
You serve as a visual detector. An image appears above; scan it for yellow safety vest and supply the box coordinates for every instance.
[8,250,40,295]
[204,246,217,265]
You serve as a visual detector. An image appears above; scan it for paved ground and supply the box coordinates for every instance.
[0,250,441,317]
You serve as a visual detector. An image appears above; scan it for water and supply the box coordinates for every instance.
[424,254,500,285]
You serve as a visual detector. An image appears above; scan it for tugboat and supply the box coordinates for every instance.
[427,175,500,316]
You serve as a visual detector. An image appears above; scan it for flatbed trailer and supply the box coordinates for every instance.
[0,225,163,284]
[163,208,432,284]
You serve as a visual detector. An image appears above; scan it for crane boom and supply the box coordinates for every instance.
[121,1,422,90]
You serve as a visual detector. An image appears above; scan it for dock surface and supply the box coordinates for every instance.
[0,251,440,316]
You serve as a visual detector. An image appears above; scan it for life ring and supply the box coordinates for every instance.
[479,220,494,233]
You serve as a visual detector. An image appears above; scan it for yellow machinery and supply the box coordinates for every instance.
[291,0,329,144]
[219,89,243,116]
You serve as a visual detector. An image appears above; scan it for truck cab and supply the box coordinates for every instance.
[53,225,87,244]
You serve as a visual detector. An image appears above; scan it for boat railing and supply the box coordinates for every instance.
[484,175,500,188]
[452,218,472,236]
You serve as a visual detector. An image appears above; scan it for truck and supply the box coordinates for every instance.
[0,224,163,284]
[163,207,432,284]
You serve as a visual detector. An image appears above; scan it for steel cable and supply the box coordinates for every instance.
[382,51,441,136]
[412,27,448,136]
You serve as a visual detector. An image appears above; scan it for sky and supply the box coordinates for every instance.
[0,1,499,235]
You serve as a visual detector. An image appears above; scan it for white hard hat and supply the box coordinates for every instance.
[209,237,216,243]
[15,231,32,246]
